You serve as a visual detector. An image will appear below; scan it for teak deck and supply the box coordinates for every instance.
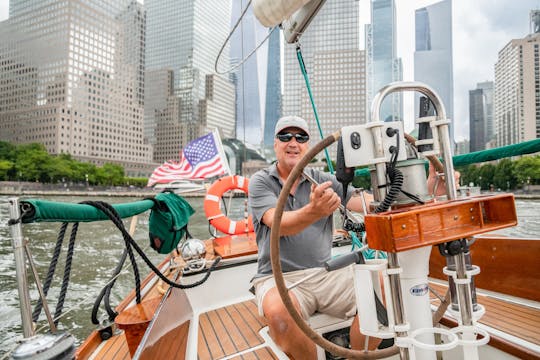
[429,282,540,360]
[198,300,277,360]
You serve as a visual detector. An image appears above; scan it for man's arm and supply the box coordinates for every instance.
[261,181,341,236]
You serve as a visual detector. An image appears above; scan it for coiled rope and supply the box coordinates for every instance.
[32,199,222,329]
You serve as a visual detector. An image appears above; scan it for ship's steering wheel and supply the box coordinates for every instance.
[270,131,450,359]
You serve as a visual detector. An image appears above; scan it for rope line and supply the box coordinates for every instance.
[32,222,68,322]
[53,222,78,326]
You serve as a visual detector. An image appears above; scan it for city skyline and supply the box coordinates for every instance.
[1,0,539,143]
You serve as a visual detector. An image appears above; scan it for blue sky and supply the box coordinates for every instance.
[1,0,539,141]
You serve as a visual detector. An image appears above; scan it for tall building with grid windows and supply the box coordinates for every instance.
[144,0,235,162]
[0,0,154,176]
[366,0,403,122]
[494,12,540,147]
[282,0,365,158]
[469,81,494,152]
[414,0,454,143]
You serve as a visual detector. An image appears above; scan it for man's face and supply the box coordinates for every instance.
[274,127,310,172]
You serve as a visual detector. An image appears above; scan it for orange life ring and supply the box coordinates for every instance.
[204,175,254,235]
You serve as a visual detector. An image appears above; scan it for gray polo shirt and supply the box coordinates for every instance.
[248,163,353,278]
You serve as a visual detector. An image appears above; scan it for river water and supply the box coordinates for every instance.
[0,195,538,357]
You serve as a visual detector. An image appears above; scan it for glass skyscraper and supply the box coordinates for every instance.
[262,28,282,157]
[144,0,235,162]
[366,0,402,122]
[282,0,365,158]
[414,0,454,144]
[230,3,268,147]
[0,0,153,176]
[469,81,493,152]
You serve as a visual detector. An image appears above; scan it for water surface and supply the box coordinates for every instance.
[0,195,537,356]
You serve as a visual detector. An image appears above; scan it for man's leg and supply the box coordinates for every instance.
[262,287,317,359]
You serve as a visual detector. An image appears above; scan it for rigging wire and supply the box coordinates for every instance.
[241,0,247,176]
[296,43,334,173]
[214,0,278,75]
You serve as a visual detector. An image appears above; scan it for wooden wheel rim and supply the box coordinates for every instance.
[269,131,399,359]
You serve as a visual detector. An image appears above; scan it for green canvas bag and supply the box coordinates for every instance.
[148,192,195,254]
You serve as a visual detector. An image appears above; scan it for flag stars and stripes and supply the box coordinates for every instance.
[147,132,228,186]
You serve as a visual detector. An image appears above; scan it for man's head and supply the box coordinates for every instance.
[274,116,310,174]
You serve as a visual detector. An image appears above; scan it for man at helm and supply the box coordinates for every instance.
[248,115,378,358]
[248,115,452,359]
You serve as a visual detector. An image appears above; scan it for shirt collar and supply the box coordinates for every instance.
[269,162,310,185]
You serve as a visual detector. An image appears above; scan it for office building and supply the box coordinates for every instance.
[145,0,235,162]
[414,0,454,143]
[494,11,540,147]
[0,0,153,176]
[282,0,365,158]
[469,81,493,152]
[230,3,268,147]
[366,0,403,122]
[262,28,282,158]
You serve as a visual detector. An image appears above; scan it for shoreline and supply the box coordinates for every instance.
[1,189,539,200]
[0,189,204,197]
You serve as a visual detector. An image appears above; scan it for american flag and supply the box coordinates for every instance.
[147,132,229,186]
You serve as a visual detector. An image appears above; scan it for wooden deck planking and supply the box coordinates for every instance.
[215,306,251,351]
[199,312,227,359]
[198,300,269,360]
[429,282,540,347]
[228,302,266,346]
[227,347,279,360]
[89,332,130,360]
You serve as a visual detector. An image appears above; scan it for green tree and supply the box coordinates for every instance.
[514,155,540,185]
[14,143,51,182]
[96,163,125,185]
[493,159,517,190]
[0,159,13,180]
[456,164,478,187]
[477,164,496,190]
[72,161,97,184]
[44,154,75,183]
[0,141,17,161]
[126,177,149,187]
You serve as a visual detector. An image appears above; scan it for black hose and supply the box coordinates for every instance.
[374,165,404,213]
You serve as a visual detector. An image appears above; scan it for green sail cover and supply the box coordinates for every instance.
[21,199,155,223]
[354,138,540,177]
[453,138,540,167]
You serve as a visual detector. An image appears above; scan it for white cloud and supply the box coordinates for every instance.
[396,0,538,141]
[0,1,8,22]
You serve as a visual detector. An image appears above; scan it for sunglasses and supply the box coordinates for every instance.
[276,132,310,143]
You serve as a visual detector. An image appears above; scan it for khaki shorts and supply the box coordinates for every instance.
[251,266,356,320]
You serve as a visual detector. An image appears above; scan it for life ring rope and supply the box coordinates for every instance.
[207,213,226,221]
[203,175,254,235]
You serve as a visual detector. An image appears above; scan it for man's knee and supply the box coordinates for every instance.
[262,288,305,335]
